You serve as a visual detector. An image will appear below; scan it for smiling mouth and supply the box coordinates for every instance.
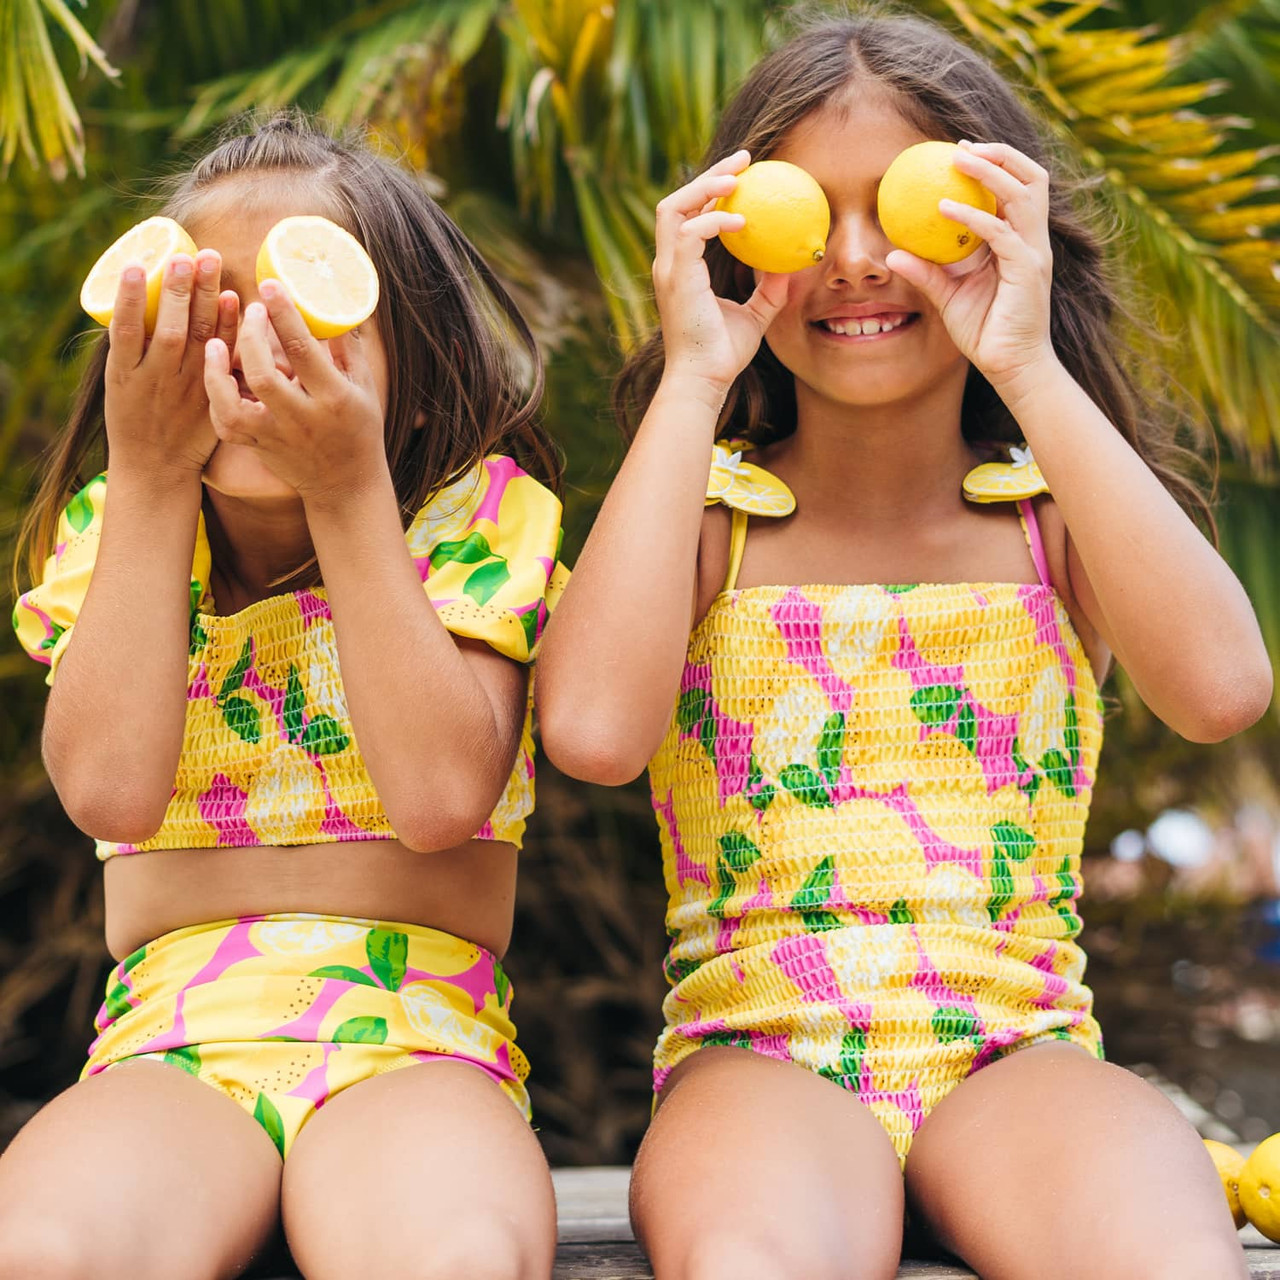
[814,313,919,337]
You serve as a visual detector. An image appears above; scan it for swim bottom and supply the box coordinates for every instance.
[84,913,531,1157]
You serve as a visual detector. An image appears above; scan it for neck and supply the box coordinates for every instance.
[780,365,978,522]
[202,490,316,607]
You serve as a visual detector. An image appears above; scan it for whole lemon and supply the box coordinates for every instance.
[1240,1133,1280,1243]
[877,141,997,264]
[716,160,829,274]
[1203,1138,1248,1229]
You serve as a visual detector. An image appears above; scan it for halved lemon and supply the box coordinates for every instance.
[80,216,198,332]
[255,215,380,339]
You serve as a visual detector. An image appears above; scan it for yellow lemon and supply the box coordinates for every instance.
[1240,1133,1280,1242]
[715,160,829,274]
[877,141,997,264]
[255,215,380,339]
[1203,1138,1248,1229]
[79,216,198,332]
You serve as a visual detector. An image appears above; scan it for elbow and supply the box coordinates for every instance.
[1171,665,1274,743]
[55,781,168,845]
[537,704,653,787]
[386,771,507,853]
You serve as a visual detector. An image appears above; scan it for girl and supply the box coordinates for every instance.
[535,11,1272,1279]
[6,113,566,1280]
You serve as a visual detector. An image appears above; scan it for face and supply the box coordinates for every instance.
[761,92,972,415]
[187,184,391,503]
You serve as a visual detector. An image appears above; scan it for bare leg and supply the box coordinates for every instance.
[905,1044,1248,1280]
[630,1047,903,1280]
[0,1060,281,1280]
[282,1061,556,1280]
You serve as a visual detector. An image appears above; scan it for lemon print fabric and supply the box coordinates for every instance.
[963,444,1048,504]
[878,141,998,264]
[705,441,796,517]
[256,214,380,338]
[716,160,830,274]
[80,216,199,331]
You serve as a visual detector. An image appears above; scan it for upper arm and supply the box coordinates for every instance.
[455,636,529,771]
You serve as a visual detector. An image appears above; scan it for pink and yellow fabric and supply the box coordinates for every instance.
[648,442,1103,1164]
[13,456,568,857]
[86,914,530,1157]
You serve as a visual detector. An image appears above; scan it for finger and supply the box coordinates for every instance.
[257,279,339,394]
[212,290,239,349]
[885,249,955,313]
[952,146,1047,241]
[958,140,1049,189]
[187,251,223,346]
[739,271,791,332]
[937,200,1027,263]
[656,151,749,224]
[237,302,303,415]
[106,263,148,369]
[204,338,269,445]
[149,254,196,372]
[670,211,746,266]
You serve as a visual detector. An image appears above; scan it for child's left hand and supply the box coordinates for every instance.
[203,282,386,504]
[885,140,1056,389]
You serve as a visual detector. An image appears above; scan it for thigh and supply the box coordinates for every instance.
[282,1060,555,1280]
[0,1060,281,1280]
[905,1044,1248,1280]
[631,1047,903,1280]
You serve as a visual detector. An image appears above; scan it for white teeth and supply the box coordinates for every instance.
[821,314,909,336]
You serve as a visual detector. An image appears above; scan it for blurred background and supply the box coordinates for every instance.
[1,0,1278,1165]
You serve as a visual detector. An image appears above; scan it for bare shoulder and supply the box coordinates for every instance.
[1031,495,1112,683]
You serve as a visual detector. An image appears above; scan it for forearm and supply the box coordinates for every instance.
[44,469,203,839]
[304,469,516,849]
[998,357,1272,736]
[537,373,725,782]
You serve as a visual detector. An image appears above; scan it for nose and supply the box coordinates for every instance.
[820,209,894,288]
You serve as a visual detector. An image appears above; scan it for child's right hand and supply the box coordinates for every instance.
[103,251,239,479]
[653,151,790,398]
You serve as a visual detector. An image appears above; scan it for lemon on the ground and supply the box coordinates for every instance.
[1203,1138,1248,1229]
[715,160,829,274]
[80,216,198,332]
[1240,1133,1280,1242]
[877,141,997,265]
[255,215,380,339]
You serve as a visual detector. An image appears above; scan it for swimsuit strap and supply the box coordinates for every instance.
[1017,497,1052,588]
[724,507,749,593]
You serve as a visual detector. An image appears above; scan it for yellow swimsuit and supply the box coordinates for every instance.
[648,444,1104,1164]
[14,456,566,1156]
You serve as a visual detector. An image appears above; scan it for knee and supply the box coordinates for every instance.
[0,1219,95,1280]
[414,1219,553,1280]
[1124,1236,1248,1280]
[665,1231,896,1280]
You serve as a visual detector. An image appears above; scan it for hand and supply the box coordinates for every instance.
[203,283,387,506]
[103,251,238,479]
[885,140,1058,389]
[653,150,791,398]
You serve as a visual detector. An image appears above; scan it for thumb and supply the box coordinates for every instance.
[741,271,790,332]
[886,249,952,313]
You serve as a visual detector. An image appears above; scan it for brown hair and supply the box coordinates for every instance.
[18,109,562,589]
[615,4,1212,526]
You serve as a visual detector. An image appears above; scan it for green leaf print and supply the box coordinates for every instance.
[221,696,262,744]
[298,716,349,755]
[988,850,1014,923]
[332,1016,389,1044]
[837,1027,867,1080]
[1041,748,1076,798]
[253,1092,287,1159]
[463,559,511,606]
[493,961,511,1009]
[284,665,306,744]
[719,830,761,873]
[882,584,917,594]
[219,637,253,701]
[746,753,776,811]
[931,1006,977,1043]
[676,687,707,734]
[799,910,843,933]
[909,684,962,726]
[817,713,845,785]
[162,1045,203,1076]
[103,981,134,1023]
[366,929,408,992]
[189,621,207,657]
[793,856,836,914]
[1064,693,1080,765]
[698,711,717,763]
[65,485,97,533]
[429,531,493,568]
[749,784,776,813]
[309,964,379,987]
[520,608,541,656]
[954,702,977,756]
[779,764,831,808]
[992,822,1036,862]
[888,898,915,925]
[708,857,736,920]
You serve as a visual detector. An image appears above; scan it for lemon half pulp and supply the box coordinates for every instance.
[79,216,198,332]
[255,215,380,339]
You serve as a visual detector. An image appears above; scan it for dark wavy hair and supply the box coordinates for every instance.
[615,5,1212,527]
[19,109,562,588]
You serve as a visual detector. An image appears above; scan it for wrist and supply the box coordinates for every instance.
[103,458,205,506]
[987,348,1066,417]
[299,454,395,520]
[653,369,733,418]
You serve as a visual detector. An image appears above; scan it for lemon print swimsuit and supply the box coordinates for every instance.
[648,444,1104,1164]
[15,456,566,1156]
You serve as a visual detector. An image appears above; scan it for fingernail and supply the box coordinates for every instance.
[259,280,279,301]
[124,266,144,284]
[198,256,217,276]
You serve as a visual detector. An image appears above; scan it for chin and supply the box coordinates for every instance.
[201,442,300,503]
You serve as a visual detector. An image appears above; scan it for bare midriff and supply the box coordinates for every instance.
[103,838,518,962]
